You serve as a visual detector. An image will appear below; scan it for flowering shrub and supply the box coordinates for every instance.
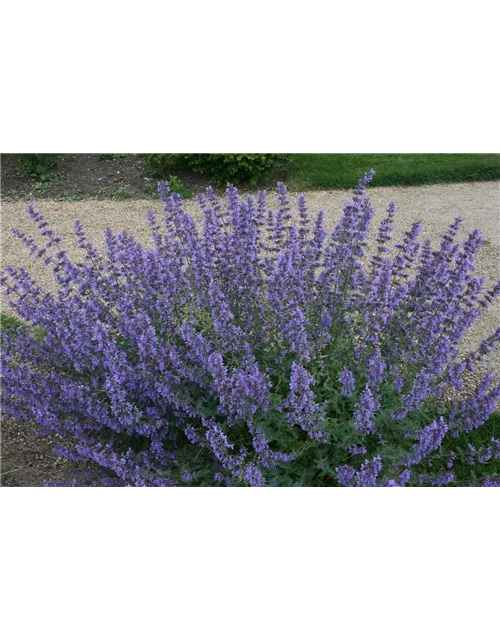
[143,154,290,186]
[1,171,500,486]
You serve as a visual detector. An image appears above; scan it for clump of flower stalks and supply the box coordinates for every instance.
[1,171,500,486]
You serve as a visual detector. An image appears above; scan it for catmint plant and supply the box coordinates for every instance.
[1,171,499,486]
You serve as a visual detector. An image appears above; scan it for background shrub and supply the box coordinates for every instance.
[1,173,499,486]
[143,153,291,186]
[15,153,59,178]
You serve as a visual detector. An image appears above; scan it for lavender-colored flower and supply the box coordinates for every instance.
[249,426,295,470]
[339,367,355,397]
[243,463,265,487]
[477,447,492,464]
[465,444,476,465]
[481,477,500,487]
[416,472,455,486]
[336,457,382,489]
[367,348,386,387]
[204,420,233,463]
[285,361,328,441]
[336,465,356,487]
[373,201,396,261]
[346,444,367,455]
[393,371,434,421]
[353,386,380,436]
[405,418,448,466]
[382,469,411,487]
[468,438,500,464]
[355,456,382,487]
[444,451,456,469]
[454,374,500,433]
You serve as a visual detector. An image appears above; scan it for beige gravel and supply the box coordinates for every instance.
[1,181,499,386]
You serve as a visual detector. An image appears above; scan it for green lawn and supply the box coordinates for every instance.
[285,154,500,190]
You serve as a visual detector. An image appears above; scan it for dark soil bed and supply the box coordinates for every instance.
[1,153,211,202]
[0,417,94,487]
[1,153,158,201]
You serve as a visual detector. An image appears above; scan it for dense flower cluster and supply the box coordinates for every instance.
[1,171,500,486]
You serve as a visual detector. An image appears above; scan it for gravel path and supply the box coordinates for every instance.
[2,180,499,382]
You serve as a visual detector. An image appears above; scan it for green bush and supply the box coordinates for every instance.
[15,154,59,178]
[143,153,290,186]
